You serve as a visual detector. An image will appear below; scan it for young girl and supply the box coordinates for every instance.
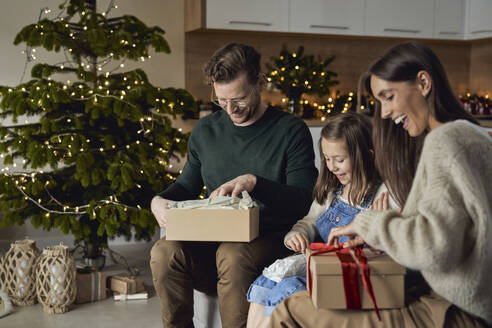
[246,112,397,328]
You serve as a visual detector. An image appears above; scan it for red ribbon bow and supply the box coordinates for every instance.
[307,243,381,321]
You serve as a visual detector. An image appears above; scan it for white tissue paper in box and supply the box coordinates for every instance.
[262,253,306,283]
[168,191,256,210]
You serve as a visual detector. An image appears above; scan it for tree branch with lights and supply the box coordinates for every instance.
[0,0,197,260]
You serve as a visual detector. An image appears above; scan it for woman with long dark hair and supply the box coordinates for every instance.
[269,41,492,327]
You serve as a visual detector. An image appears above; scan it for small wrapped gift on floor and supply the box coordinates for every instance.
[109,275,145,295]
[75,269,107,304]
[306,244,405,313]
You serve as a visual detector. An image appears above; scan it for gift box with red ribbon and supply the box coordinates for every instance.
[306,244,405,318]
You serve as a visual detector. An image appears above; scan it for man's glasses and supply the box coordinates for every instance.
[211,87,254,110]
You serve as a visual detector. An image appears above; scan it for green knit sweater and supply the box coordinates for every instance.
[354,120,492,324]
[159,107,318,233]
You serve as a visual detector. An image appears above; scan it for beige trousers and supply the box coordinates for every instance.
[150,231,290,328]
[269,290,489,328]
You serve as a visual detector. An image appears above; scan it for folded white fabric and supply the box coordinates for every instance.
[168,191,257,210]
[262,253,306,283]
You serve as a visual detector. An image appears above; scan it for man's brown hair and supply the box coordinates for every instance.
[203,43,261,85]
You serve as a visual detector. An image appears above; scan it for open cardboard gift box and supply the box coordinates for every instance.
[306,247,406,309]
[165,206,259,242]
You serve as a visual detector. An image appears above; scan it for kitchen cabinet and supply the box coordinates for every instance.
[289,0,364,36]
[365,0,434,39]
[185,0,492,41]
[205,0,288,32]
[467,0,492,39]
[435,0,464,39]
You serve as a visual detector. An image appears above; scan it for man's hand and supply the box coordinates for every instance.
[285,233,310,253]
[209,174,257,198]
[151,195,171,228]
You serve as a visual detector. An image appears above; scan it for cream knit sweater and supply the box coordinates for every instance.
[353,120,492,324]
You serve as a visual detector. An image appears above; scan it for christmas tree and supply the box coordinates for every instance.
[0,0,196,259]
[266,45,338,115]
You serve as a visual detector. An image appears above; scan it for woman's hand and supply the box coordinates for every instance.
[327,222,365,249]
[285,233,310,253]
[370,191,389,211]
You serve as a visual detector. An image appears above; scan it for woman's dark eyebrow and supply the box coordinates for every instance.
[377,89,393,98]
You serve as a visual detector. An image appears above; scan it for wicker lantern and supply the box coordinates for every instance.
[36,244,76,314]
[3,239,40,306]
[0,253,6,291]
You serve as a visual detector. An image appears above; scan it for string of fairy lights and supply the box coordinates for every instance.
[1,1,187,217]
[12,172,134,215]
[265,51,491,120]
[275,92,367,121]
[265,50,369,119]
[266,90,374,121]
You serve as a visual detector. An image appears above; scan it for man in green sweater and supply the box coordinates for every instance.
[150,43,317,328]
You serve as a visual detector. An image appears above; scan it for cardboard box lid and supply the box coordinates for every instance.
[307,248,406,275]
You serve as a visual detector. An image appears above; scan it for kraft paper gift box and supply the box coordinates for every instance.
[109,275,145,295]
[75,270,107,304]
[306,247,406,310]
[165,206,259,242]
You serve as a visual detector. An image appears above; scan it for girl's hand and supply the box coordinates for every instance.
[327,223,365,249]
[285,233,310,253]
[370,191,389,211]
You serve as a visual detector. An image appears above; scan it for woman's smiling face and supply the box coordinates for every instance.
[370,72,437,137]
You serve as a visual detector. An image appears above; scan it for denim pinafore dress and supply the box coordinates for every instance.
[316,184,379,244]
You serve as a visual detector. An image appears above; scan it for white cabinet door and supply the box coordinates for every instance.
[467,0,492,39]
[435,0,464,39]
[289,0,364,35]
[206,0,289,32]
[365,0,434,39]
